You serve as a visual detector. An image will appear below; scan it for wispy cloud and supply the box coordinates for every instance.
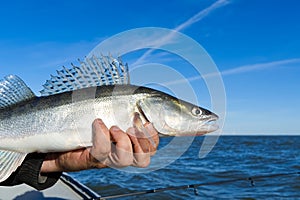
[174,0,230,32]
[220,58,300,76]
[132,0,230,67]
[163,58,300,86]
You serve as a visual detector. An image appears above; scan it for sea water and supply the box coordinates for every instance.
[70,136,300,199]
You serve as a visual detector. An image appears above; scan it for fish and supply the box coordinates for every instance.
[0,55,218,182]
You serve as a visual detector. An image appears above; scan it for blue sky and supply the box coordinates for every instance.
[0,0,299,134]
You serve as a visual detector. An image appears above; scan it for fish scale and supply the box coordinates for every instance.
[0,55,218,182]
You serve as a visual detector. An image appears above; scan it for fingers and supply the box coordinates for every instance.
[127,113,159,167]
[127,127,151,168]
[90,117,159,169]
[133,112,156,146]
[132,112,160,156]
[90,119,111,162]
[107,126,133,168]
[144,123,159,156]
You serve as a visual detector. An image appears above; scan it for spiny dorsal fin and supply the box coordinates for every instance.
[0,75,35,109]
[40,55,130,96]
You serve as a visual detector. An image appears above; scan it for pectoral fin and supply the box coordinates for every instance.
[0,150,27,182]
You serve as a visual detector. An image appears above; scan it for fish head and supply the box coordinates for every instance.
[137,94,219,136]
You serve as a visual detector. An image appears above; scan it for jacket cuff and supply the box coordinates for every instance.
[2,153,62,190]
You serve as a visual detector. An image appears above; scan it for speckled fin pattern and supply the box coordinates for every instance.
[0,75,35,109]
[40,55,130,96]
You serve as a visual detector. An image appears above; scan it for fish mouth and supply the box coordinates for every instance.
[188,115,220,136]
[160,117,219,137]
[181,119,218,137]
[203,118,219,132]
[206,115,218,126]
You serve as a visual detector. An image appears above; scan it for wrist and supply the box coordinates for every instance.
[41,153,62,173]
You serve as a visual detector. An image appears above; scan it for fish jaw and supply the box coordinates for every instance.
[157,115,219,137]
[136,93,219,137]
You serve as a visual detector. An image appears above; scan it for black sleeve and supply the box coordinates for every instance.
[0,153,62,190]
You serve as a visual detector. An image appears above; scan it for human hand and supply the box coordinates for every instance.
[41,114,159,173]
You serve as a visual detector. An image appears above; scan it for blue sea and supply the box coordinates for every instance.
[70,136,300,199]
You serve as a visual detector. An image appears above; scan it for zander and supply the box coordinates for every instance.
[0,55,218,182]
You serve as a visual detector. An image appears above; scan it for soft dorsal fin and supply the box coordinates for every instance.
[0,75,36,109]
[40,55,130,96]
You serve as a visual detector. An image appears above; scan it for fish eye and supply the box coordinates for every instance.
[191,107,202,116]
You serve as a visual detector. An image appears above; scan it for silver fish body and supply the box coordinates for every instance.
[0,84,218,153]
[0,55,219,182]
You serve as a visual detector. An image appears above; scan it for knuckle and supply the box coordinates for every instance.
[110,126,122,133]
[117,137,132,152]
[102,148,111,157]
[126,127,136,137]
[122,156,133,167]
[118,155,133,168]
[93,118,103,126]
[92,151,109,162]
[137,157,150,168]
[124,142,133,152]
[91,146,111,161]
[150,149,157,156]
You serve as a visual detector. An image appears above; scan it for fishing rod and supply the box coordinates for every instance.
[99,171,300,199]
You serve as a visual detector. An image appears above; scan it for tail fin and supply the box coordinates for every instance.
[0,150,27,182]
